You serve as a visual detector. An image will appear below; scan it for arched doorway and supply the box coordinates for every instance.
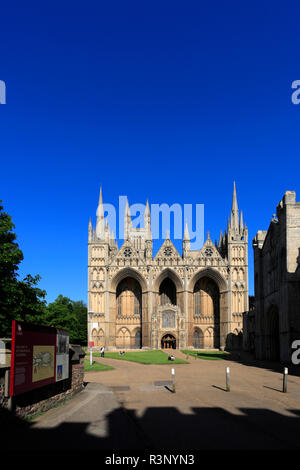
[267,306,280,361]
[133,328,141,349]
[193,328,204,349]
[161,334,176,349]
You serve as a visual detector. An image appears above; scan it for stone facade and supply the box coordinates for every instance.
[87,184,249,351]
[250,191,300,363]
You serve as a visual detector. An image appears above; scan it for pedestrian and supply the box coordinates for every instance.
[100,346,105,358]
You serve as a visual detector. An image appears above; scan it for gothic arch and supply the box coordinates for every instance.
[204,326,215,348]
[265,305,280,361]
[110,267,148,292]
[116,326,131,349]
[153,268,184,292]
[193,327,204,349]
[188,267,227,293]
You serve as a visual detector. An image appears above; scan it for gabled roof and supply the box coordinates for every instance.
[154,238,181,260]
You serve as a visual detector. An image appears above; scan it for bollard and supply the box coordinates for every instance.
[171,367,175,393]
[90,347,93,366]
[283,367,288,393]
[226,366,230,392]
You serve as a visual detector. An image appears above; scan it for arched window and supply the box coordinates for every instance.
[162,310,175,329]
[193,328,204,348]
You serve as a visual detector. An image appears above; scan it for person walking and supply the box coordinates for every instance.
[100,346,105,358]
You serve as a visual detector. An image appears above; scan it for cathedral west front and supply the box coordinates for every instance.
[87,184,249,350]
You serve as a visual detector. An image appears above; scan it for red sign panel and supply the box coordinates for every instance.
[10,321,58,396]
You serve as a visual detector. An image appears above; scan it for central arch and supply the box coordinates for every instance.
[159,278,177,306]
[161,334,176,349]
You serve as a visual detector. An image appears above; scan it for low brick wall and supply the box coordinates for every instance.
[0,344,85,419]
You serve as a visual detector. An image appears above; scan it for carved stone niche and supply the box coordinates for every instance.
[151,304,186,349]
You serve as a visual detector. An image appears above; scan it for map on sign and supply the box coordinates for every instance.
[32,345,55,383]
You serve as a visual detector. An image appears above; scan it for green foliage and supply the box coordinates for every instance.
[0,200,87,343]
[42,295,87,344]
[0,201,47,336]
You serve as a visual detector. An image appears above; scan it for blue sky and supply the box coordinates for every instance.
[1,1,300,303]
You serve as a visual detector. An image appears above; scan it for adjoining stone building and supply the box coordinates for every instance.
[87,184,248,350]
[247,191,300,363]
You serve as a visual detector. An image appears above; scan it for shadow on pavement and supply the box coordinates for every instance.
[1,401,300,451]
[224,351,300,378]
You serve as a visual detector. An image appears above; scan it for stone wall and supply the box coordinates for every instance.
[0,345,85,419]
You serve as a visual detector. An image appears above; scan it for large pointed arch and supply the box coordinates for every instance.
[188,267,227,293]
[153,268,184,293]
[110,267,148,293]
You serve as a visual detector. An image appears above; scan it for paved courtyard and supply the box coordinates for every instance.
[83,350,300,449]
[3,350,300,450]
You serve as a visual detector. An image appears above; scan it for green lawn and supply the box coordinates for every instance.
[91,350,188,364]
[181,350,228,360]
[84,359,114,371]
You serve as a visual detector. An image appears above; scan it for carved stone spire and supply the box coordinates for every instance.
[230,181,239,232]
[96,186,105,239]
[124,199,132,240]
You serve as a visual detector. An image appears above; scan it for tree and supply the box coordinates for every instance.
[43,295,87,344]
[0,201,47,336]
[72,300,87,344]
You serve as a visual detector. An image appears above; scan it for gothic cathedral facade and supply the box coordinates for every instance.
[87,184,249,350]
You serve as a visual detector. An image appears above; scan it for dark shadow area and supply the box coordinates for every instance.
[165,386,175,393]
[263,385,282,393]
[211,385,227,392]
[1,401,300,451]
[222,350,300,378]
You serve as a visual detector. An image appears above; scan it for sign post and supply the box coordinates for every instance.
[171,367,175,393]
[226,366,230,392]
[283,367,288,393]
[10,321,69,397]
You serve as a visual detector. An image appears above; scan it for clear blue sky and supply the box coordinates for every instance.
[1,1,300,303]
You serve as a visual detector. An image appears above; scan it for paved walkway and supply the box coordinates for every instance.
[4,350,300,450]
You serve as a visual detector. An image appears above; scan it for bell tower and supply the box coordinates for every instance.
[227,182,249,321]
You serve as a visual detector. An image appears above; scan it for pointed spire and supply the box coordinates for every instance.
[230,181,239,231]
[96,186,105,239]
[240,210,244,231]
[88,218,92,242]
[144,199,151,238]
[96,186,104,221]
[99,185,103,206]
[183,221,190,241]
[145,199,150,217]
[218,229,223,247]
[124,199,132,240]
[232,181,238,212]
